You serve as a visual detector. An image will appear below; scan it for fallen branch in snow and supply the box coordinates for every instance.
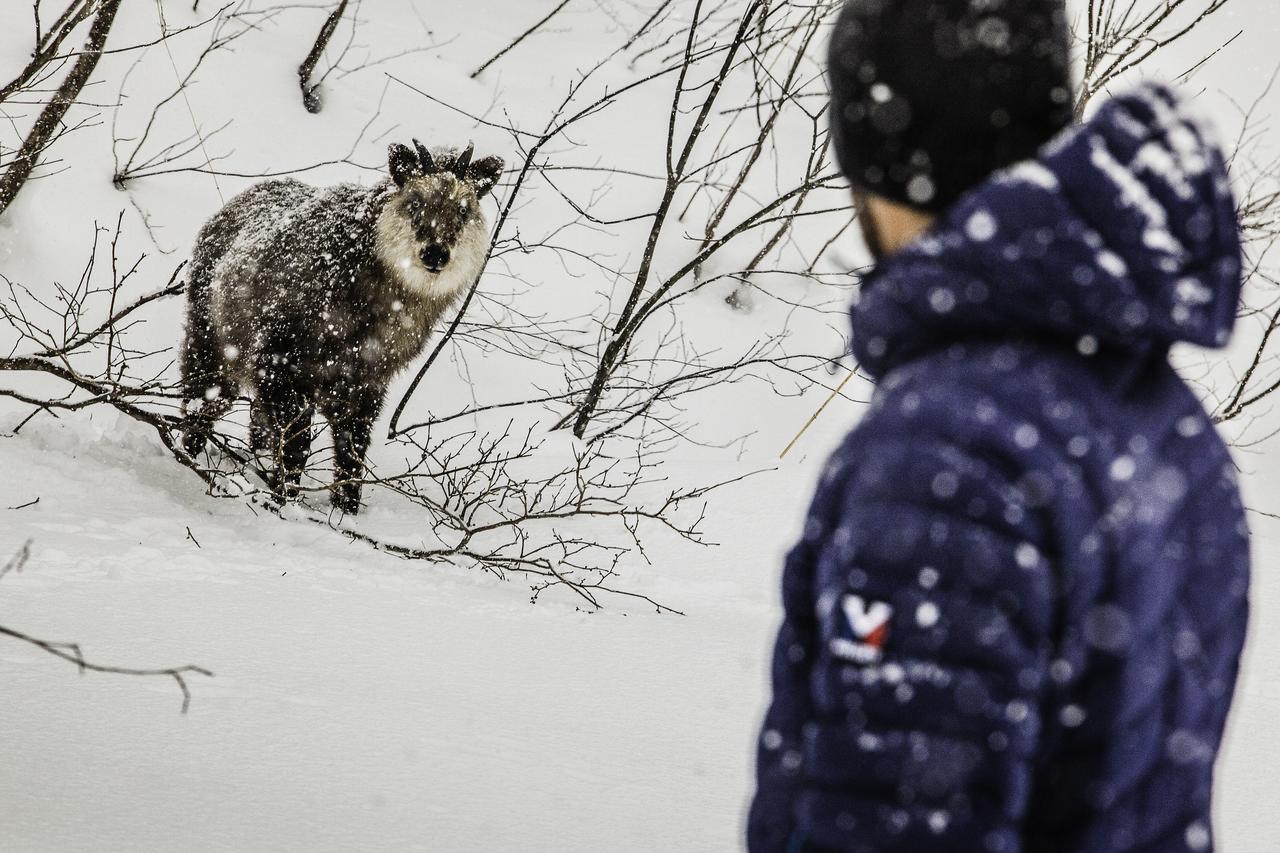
[0,541,213,713]
[298,0,351,113]
[0,623,213,713]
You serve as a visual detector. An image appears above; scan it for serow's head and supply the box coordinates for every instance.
[384,140,504,275]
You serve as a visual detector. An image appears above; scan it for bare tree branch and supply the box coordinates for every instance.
[0,0,123,215]
[1,542,212,712]
[470,0,572,79]
[298,0,350,113]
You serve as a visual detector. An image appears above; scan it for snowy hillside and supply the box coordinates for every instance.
[1,1,1278,851]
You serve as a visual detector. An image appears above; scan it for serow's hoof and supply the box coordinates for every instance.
[182,430,208,457]
[332,487,361,516]
[267,471,302,505]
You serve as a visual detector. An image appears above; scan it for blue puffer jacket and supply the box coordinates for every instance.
[749,84,1250,853]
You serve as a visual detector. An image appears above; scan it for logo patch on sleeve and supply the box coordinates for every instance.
[830,594,893,664]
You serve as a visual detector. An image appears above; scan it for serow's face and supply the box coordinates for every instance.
[398,178,471,273]
[386,141,504,276]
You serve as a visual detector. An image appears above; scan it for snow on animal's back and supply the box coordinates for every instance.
[206,179,318,280]
[203,179,336,329]
[193,169,489,398]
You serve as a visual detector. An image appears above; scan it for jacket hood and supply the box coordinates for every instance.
[850,83,1243,380]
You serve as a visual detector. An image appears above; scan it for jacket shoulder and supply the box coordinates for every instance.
[852,342,1075,462]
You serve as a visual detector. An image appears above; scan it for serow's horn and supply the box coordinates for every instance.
[412,138,435,173]
[453,141,474,179]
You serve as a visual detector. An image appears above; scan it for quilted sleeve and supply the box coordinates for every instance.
[749,403,1059,852]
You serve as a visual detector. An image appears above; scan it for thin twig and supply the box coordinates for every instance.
[470,0,571,79]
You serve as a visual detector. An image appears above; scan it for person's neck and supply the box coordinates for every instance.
[858,193,936,258]
[865,194,936,253]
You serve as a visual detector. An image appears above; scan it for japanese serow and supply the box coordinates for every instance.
[180,141,503,513]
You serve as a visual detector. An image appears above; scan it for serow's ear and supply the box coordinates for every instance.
[388,143,421,188]
[467,155,505,199]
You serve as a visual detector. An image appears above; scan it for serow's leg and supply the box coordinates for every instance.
[178,262,227,457]
[327,398,379,516]
[181,394,232,458]
[249,397,271,456]
[276,403,315,500]
[257,374,313,502]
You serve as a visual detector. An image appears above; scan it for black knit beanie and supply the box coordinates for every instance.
[828,0,1073,213]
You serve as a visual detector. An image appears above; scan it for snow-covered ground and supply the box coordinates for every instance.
[0,409,795,851]
[1,2,1278,851]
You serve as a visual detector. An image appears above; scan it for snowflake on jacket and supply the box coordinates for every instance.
[750,84,1250,853]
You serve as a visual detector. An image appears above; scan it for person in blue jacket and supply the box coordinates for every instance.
[748,1,1250,851]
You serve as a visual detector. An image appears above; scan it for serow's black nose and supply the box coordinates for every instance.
[420,244,450,272]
